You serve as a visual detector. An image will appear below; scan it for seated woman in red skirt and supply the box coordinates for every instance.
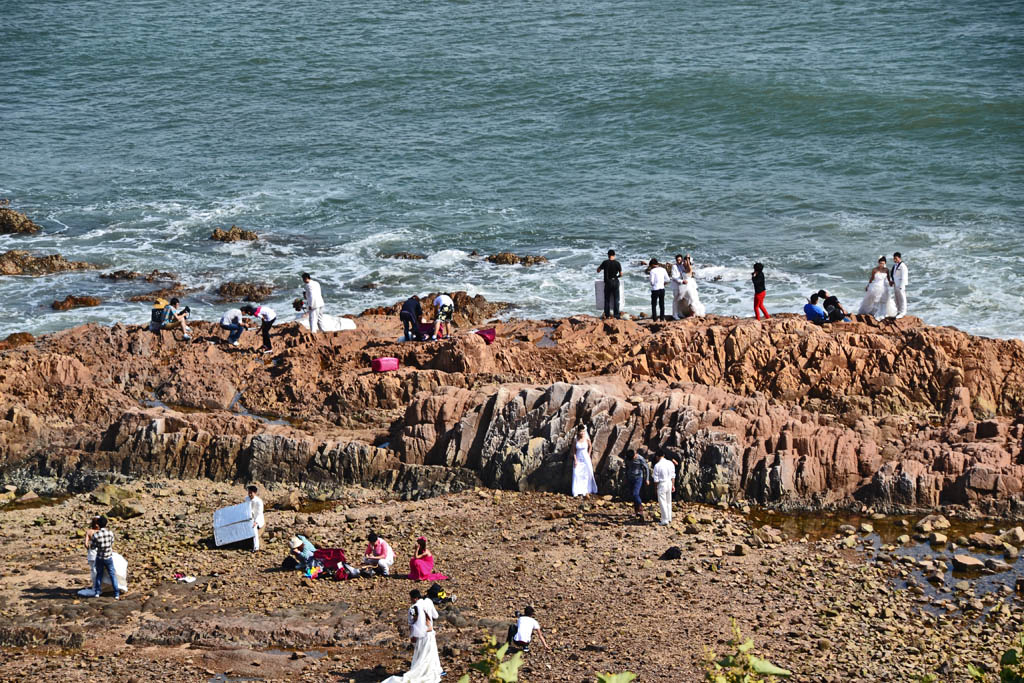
[408,536,448,581]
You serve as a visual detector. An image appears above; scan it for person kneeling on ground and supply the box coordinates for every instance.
[362,531,395,575]
[817,289,851,322]
[219,307,248,346]
[287,534,317,570]
[506,605,549,653]
[431,293,455,340]
[803,293,828,325]
[400,295,424,342]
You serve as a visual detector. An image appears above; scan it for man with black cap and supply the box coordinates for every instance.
[597,249,623,319]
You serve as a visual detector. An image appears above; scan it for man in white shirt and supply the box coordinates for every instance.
[890,252,908,319]
[432,293,455,340]
[301,272,325,334]
[219,308,246,346]
[506,605,549,653]
[247,485,265,552]
[651,451,676,525]
[648,258,669,321]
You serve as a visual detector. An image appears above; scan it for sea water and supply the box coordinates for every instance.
[1,0,1022,339]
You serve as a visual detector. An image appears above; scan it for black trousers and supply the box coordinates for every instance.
[400,311,416,340]
[261,318,274,350]
[603,279,620,318]
[651,289,665,320]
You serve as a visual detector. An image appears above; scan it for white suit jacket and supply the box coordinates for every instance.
[892,262,908,288]
[304,279,324,309]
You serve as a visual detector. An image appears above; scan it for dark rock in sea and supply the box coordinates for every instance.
[217,281,273,302]
[0,200,42,235]
[358,291,510,327]
[127,283,198,303]
[210,225,258,242]
[0,332,34,351]
[382,251,427,260]
[100,269,177,282]
[52,295,102,311]
[0,250,97,276]
[486,251,548,266]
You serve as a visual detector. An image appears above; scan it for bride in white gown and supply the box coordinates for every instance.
[672,254,706,318]
[857,256,897,319]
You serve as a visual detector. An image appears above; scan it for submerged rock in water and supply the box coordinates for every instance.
[217,281,273,302]
[381,251,426,260]
[100,269,177,282]
[485,251,548,266]
[0,250,97,276]
[51,295,102,311]
[210,225,258,242]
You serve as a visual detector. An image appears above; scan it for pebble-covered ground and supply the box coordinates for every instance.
[0,481,1019,682]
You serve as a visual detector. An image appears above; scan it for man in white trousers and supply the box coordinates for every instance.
[651,451,676,526]
[302,272,325,333]
[247,485,265,553]
[890,253,908,319]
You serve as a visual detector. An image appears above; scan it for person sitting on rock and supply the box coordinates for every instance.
[288,534,316,570]
[817,289,851,322]
[408,536,449,581]
[362,531,395,575]
[506,605,549,653]
[151,297,192,341]
[431,293,455,340]
[400,295,424,342]
[803,293,828,325]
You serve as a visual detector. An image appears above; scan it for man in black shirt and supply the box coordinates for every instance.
[817,290,851,322]
[596,249,623,319]
[400,295,424,341]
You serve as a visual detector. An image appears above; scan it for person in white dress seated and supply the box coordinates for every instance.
[570,426,598,497]
[857,256,897,319]
[381,589,443,683]
[672,254,705,318]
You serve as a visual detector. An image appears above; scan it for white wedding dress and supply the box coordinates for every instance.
[571,440,598,497]
[382,631,443,683]
[857,271,897,319]
[672,265,706,318]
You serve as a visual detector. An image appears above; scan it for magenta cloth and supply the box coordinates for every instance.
[408,555,448,581]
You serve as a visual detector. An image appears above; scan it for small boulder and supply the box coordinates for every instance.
[0,201,42,235]
[915,514,950,532]
[107,502,143,519]
[16,491,39,502]
[968,532,1002,550]
[210,225,258,242]
[985,558,1013,573]
[90,484,134,506]
[951,554,985,571]
[999,526,1024,546]
[929,533,948,545]
[52,295,102,311]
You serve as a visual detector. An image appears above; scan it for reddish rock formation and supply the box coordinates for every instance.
[0,310,1020,517]
[0,250,96,276]
[127,282,198,303]
[217,281,273,302]
[210,225,258,242]
[51,295,102,311]
[485,252,548,266]
[0,332,34,351]
[0,201,42,235]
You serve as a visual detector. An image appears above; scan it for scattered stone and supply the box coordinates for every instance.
[915,514,950,532]
[16,491,38,502]
[210,225,258,242]
[52,295,102,311]
[985,559,1013,573]
[733,543,748,556]
[108,502,144,519]
[999,526,1024,546]
[967,532,1002,550]
[897,534,911,545]
[929,533,948,545]
[860,523,874,534]
[951,554,985,571]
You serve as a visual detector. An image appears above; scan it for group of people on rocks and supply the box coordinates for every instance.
[803,252,910,324]
[400,293,456,342]
[598,250,706,321]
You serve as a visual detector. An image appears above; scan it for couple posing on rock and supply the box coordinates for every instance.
[858,252,909,319]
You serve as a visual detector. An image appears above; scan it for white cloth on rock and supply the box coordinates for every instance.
[381,631,443,683]
[672,266,705,318]
[294,312,356,332]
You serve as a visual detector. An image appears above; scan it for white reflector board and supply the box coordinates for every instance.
[213,501,255,546]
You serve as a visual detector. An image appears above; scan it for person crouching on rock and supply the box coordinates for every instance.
[363,531,395,575]
[400,295,424,342]
[219,306,249,346]
[625,449,651,521]
[431,293,455,341]
[241,303,276,354]
[288,534,316,570]
[506,605,549,653]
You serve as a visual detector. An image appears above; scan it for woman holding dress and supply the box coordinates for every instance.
[857,256,897,319]
[677,255,706,318]
[570,426,598,497]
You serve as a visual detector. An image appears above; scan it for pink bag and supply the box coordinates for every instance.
[475,328,496,344]
[372,357,399,373]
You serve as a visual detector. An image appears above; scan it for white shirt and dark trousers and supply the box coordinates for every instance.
[891,262,908,318]
[304,279,325,333]
[649,266,669,321]
[507,615,541,651]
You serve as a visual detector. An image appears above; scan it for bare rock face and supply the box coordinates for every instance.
[210,225,258,242]
[486,252,548,266]
[0,201,42,235]
[217,281,273,302]
[0,250,97,276]
[51,296,102,311]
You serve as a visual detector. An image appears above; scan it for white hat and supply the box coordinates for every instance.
[289,536,302,549]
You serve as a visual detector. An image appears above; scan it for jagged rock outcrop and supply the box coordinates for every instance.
[0,250,97,276]
[210,225,258,242]
[217,281,273,302]
[0,201,42,235]
[485,252,548,266]
[51,295,102,311]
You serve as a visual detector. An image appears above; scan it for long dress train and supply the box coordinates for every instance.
[381,631,443,683]
[857,271,896,319]
[571,441,598,496]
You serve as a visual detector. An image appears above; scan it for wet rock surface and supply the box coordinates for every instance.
[381,251,426,260]
[0,201,42,235]
[485,252,549,266]
[0,250,97,276]
[99,269,177,282]
[216,281,274,302]
[210,225,258,242]
[51,296,102,311]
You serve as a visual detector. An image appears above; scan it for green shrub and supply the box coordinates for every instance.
[967,632,1024,683]
[704,620,791,682]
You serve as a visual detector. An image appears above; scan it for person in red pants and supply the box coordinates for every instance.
[752,262,770,320]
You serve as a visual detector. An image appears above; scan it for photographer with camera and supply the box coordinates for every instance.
[152,297,192,341]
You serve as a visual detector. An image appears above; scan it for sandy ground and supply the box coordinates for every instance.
[0,480,1019,682]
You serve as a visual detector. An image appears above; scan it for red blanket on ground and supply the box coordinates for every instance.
[408,555,448,581]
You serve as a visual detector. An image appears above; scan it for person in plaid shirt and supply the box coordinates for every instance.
[89,516,120,599]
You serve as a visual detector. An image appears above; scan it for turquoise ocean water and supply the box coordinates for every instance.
[2,0,1022,338]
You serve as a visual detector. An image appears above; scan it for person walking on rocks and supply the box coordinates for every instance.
[625,449,651,521]
[247,485,265,553]
[648,258,669,321]
[89,515,120,600]
[506,605,549,653]
[597,249,623,319]
[889,252,908,319]
[570,426,598,497]
[751,262,770,320]
[302,272,325,334]
[652,451,676,526]
[382,589,443,683]
[241,303,276,354]
[363,531,396,575]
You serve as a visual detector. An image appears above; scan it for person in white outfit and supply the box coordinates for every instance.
[648,258,669,321]
[889,252,908,318]
[381,589,443,683]
[247,485,265,553]
[363,532,396,575]
[672,254,706,318]
[651,452,676,526]
[570,426,598,497]
[857,256,897,319]
[302,272,325,334]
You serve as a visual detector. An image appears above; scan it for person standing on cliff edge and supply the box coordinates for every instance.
[302,272,325,334]
[889,252,908,319]
[597,249,622,319]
